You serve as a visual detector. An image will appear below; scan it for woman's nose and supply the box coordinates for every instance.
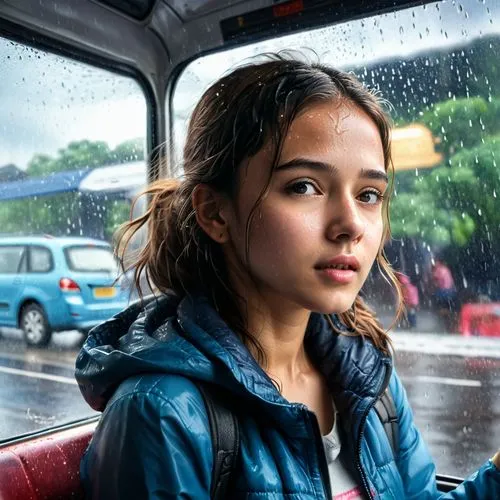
[325,197,365,243]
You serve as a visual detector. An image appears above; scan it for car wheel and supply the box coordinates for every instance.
[21,303,52,347]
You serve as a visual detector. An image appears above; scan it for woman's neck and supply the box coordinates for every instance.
[244,293,313,383]
[225,265,317,383]
[244,295,334,434]
[233,289,334,432]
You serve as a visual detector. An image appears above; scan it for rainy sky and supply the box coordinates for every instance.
[1,0,499,170]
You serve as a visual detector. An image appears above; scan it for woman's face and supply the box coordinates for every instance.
[223,100,387,315]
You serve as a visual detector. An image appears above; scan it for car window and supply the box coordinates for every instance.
[0,36,146,442]
[64,246,118,274]
[29,246,53,273]
[172,0,500,478]
[0,246,25,274]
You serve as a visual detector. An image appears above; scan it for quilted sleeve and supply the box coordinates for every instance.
[81,374,213,499]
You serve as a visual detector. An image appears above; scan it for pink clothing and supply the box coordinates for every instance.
[334,487,363,499]
[395,273,419,307]
[402,283,419,307]
[432,263,455,290]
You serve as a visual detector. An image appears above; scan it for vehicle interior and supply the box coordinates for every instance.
[0,0,498,498]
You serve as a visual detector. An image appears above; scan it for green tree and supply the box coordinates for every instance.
[26,154,56,177]
[391,135,500,248]
[420,97,500,157]
[26,140,113,176]
[390,190,456,246]
[105,200,131,240]
[56,140,112,170]
[0,193,82,236]
[111,138,145,163]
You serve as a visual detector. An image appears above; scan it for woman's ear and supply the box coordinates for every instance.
[192,184,230,243]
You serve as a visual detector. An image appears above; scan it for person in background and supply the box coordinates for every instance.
[431,258,457,332]
[395,272,419,329]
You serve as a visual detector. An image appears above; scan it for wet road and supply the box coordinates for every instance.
[0,329,96,440]
[395,351,500,478]
[0,327,499,479]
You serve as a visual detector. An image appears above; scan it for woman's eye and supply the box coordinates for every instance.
[287,181,318,196]
[359,190,383,204]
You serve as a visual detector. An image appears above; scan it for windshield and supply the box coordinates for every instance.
[64,246,118,274]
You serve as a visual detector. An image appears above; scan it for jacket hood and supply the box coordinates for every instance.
[75,293,391,433]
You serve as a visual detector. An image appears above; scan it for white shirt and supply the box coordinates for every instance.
[322,405,364,500]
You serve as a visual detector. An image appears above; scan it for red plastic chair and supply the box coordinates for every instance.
[459,302,500,337]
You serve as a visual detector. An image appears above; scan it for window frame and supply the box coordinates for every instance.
[163,0,440,160]
[0,20,154,441]
[164,0,499,484]
[0,0,494,485]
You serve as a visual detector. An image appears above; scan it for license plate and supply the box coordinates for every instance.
[93,287,117,299]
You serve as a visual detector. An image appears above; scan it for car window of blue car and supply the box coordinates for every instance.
[172,0,500,479]
[0,246,25,274]
[64,246,118,274]
[29,247,53,273]
[0,37,147,442]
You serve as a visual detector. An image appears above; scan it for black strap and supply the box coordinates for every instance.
[196,382,240,500]
[374,388,399,457]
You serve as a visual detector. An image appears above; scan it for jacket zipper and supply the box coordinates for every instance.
[304,408,332,499]
[355,359,393,500]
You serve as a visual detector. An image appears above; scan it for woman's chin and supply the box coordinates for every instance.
[304,295,356,316]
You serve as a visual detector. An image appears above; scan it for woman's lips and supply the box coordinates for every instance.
[316,267,357,284]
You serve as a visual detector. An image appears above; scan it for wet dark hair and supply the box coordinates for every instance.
[118,55,404,360]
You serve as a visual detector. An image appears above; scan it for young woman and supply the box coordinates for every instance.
[76,57,500,499]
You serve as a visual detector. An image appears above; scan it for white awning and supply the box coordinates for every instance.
[79,161,146,195]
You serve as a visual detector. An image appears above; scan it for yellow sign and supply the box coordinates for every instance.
[391,124,442,171]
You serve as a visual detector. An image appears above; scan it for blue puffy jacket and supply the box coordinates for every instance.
[75,293,500,499]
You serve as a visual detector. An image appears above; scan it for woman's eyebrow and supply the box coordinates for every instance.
[276,158,389,183]
[275,157,337,173]
[360,168,389,184]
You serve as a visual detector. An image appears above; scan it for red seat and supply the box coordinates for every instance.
[0,422,96,500]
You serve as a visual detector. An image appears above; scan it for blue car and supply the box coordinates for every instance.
[0,236,128,346]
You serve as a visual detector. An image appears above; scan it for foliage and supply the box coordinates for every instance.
[420,97,500,157]
[27,140,112,176]
[390,134,500,248]
[110,138,145,164]
[390,191,455,246]
[105,200,131,241]
[0,193,82,236]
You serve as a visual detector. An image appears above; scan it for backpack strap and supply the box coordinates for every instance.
[196,382,240,500]
[374,388,399,457]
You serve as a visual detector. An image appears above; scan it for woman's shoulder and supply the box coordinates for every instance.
[84,372,215,494]
[105,372,209,421]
